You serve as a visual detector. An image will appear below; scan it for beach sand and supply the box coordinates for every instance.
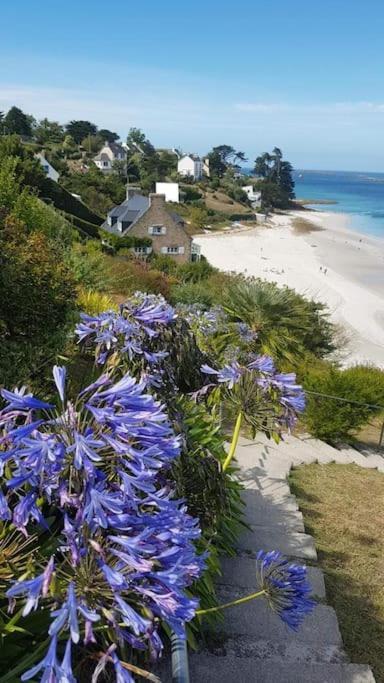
[194,211,384,367]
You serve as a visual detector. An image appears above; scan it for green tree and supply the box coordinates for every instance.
[0,111,4,135]
[0,135,46,188]
[66,120,97,144]
[207,145,246,178]
[81,134,104,154]
[34,118,65,144]
[62,134,77,156]
[189,206,209,230]
[3,106,32,137]
[99,128,120,142]
[254,152,274,178]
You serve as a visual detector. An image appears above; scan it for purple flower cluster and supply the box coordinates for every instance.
[201,354,306,430]
[76,292,176,366]
[256,550,315,630]
[0,366,203,681]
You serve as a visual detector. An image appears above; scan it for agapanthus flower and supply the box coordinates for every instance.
[256,550,315,630]
[75,292,176,369]
[1,363,203,681]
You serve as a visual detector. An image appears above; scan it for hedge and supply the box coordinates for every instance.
[40,177,103,226]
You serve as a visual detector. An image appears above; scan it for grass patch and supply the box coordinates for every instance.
[289,463,384,681]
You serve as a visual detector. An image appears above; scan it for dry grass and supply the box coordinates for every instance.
[292,217,324,234]
[204,189,250,216]
[289,463,384,681]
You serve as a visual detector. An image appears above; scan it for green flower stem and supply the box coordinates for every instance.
[196,589,266,616]
[222,411,242,472]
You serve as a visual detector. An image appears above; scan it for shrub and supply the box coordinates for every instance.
[40,177,103,225]
[77,288,117,315]
[170,280,217,307]
[177,257,216,283]
[222,278,337,363]
[105,256,177,298]
[0,216,77,387]
[301,363,384,442]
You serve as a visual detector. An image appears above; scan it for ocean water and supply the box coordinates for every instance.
[293,169,384,237]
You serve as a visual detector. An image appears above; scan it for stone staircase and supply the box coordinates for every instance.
[188,433,380,682]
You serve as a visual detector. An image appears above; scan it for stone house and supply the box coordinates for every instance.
[94,141,127,173]
[101,188,200,263]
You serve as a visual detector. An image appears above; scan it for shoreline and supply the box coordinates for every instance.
[195,209,384,368]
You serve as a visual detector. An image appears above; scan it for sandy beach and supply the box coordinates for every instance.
[195,211,384,367]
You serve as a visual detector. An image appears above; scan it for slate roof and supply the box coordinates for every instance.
[101,194,150,234]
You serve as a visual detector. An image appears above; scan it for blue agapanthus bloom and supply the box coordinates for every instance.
[256,550,315,630]
[0,364,204,681]
[200,354,305,432]
[75,292,176,368]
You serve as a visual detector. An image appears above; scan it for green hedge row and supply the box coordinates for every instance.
[63,213,101,239]
[40,178,103,226]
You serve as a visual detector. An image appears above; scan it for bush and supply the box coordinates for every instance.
[0,216,77,387]
[170,281,217,307]
[301,363,384,442]
[77,288,117,315]
[177,257,216,283]
[222,278,337,363]
[105,256,177,298]
[40,177,103,225]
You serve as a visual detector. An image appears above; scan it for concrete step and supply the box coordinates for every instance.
[205,634,346,663]
[234,525,317,561]
[241,508,305,531]
[189,657,375,682]
[218,557,326,598]
[241,488,299,512]
[213,586,342,645]
[363,454,384,471]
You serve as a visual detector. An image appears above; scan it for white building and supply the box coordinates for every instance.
[155,182,180,203]
[35,153,59,182]
[177,154,203,180]
[243,185,262,207]
[94,141,127,173]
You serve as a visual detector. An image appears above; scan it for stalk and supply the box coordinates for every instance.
[222,411,242,472]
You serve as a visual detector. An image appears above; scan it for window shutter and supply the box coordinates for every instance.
[161,226,167,235]
[161,246,167,254]
[148,227,153,235]
[178,246,185,254]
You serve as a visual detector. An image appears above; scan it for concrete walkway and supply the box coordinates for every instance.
[189,433,378,682]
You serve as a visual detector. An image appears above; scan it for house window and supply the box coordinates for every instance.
[134,246,148,254]
[103,161,109,167]
[167,246,180,254]
[149,225,165,235]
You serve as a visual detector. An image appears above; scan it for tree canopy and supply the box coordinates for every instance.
[254,148,295,209]
[66,119,98,143]
[3,106,33,137]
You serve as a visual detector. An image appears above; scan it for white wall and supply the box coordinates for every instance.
[35,153,59,182]
[156,182,180,203]
[178,156,196,177]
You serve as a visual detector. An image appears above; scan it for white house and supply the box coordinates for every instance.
[94,141,127,173]
[177,154,203,180]
[243,185,262,207]
[155,182,180,203]
[35,153,60,182]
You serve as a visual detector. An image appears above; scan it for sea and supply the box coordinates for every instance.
[293,169,384,238]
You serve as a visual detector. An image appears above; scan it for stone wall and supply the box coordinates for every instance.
[129,194,192,262]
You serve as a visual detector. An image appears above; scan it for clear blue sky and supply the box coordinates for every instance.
[2,0,384,170]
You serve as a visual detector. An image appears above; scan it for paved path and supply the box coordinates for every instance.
[189,433,378,682]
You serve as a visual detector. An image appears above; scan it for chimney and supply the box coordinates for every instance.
[149,193,166,207]
[126,185,141,200]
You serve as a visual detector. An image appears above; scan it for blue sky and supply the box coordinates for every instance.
[2,0,384,170]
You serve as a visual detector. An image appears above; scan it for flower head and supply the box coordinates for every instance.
[256,550,315,630]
